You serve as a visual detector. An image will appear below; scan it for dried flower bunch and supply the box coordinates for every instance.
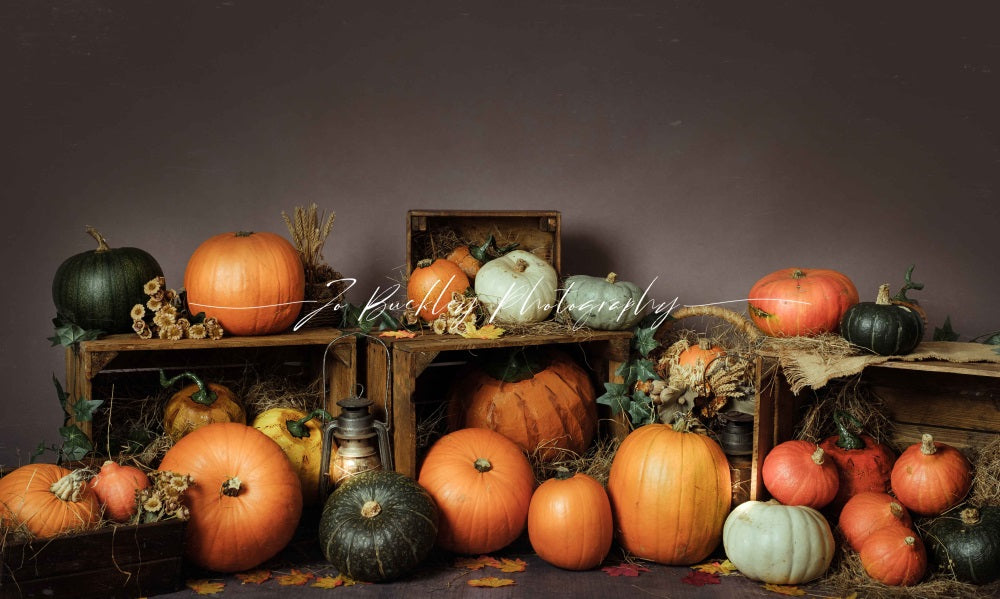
[134,470,193,523]
[130,276,223,340]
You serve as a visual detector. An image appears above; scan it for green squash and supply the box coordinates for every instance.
[927,506,1000,584]
[839,284,923,356]
[318,470,439,582]
[561,272,647,330]
[52,226,163,333]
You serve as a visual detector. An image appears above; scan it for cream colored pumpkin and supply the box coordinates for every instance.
[474,250,557,324]
[722,500,835,585]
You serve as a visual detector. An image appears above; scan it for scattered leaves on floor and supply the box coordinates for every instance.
[497,558,527,573]
[276,568,315,586]
[380,330,416,338]
[691,559,739,576]
[601,563,651,577]
[467,576,516,588]
[682,570,721,586]
[187,579,225,595]
[462,324,504,339]
[762,583,806,595]
[454,555,503,570]
[235,569,271,584]
[312,574,358,588]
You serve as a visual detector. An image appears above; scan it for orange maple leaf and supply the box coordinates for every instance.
[498,558,527,573]
[312,575,346,589]
[454,555,503,570]
[276,568,315,586]
[468,576,516,588]
[186,579,225,595]
[762,583,806,596]
[461,323,504,339]
[691,559,739,576]
[380,330,417,338]
[236,569,272,584]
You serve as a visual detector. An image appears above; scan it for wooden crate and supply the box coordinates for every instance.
[406,209,561,275]
[750,355,1000,502]
[1,519,185,598]
[63,328,357,450]
[365,330,632,477]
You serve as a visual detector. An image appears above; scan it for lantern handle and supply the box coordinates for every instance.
[321,333,392,432]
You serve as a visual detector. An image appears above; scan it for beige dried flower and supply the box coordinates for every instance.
[209,324,224,340]
[176,318,190,332]
[143,277,164,296]
[132,319,147,334]
[137,324,153,339]
[153,311,176,328]
[187,323,207,339]
[142,494,163,513]
[159,303,178,318]
[402,308,420,326]
[130,304,146,320]
[159,324,183,340]
[146,297,163,312]
[432,317,447,335]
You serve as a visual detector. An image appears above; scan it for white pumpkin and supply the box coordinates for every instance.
[723,499,835,585]
[561,272,647,330]
[474,250,558,324]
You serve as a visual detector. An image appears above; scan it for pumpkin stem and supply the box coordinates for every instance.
[903,536,916,547]
[416,258,433,269]
[605,272,618,284]
[875,284,892,305]
[159,370,219,406]
[891,264,924,304]
[513,258,529,273]
[360,500,382,519]
[960,507,981,526]
[50,470,90,502]
[474,458,493,473]
[811,446,826,465]
[235,231,254,237]
[791,269,806,279]
[889,501,905,519]
[286,408,334,439]
[832,411,867,450]
[919,433,938,455]
[221,476,242,497]
[85,226,111,252]
[468,235,496,262]
[553,466,574,481]
[482,346,546,383]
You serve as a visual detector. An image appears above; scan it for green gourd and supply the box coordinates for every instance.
[927,506,1000,584]
[561,272,647,330]
[839,284,923,356]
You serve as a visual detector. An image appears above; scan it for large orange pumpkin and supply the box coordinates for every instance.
[607,422,732,565]
[446,348,597,461]
[158,422,303,572]
[0,464,100,538]
[184,231,305,336]
[406,258,470,322]
[528,468,613,571]
[417,427,535,555]
[748,268,858,337]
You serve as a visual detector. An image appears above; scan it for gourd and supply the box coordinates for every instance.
[88,460,150,522]
[252,407,334,506]
[561,272,647,330]
[417,427,535,555]
[817,411,896,512]
[0,464,101,538]
[761,440,839,509]
[446,347,597,461]
[52,226,163,333]
[445,234,516,280]
[606,421,731,565]
[474,249,558,324]
[838,491,913,551]
[722,500,835,585]
[406,258,471,322]
[839,284,924,355]
[859,526,927,586]
[160,370,246,442]
[158,422,303,573]
[890,433,972,516]
[926,506,1000,584]
[527,468,613,571]
[184,231,305,336]
[318,470,439,582]
[748,267,859,337]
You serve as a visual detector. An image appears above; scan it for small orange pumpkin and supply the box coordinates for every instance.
[859,525,927,586]
[406,258,470,322]
[160,370,246,442]
[528,468,613,570]
[761,440,839,509]
[445,235,496,280]
[838,492,913,551]
[0,464,101,538]
[890,433,972,516]
[89,460,150,522]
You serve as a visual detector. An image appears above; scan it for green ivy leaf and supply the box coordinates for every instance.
[58,425,93,462]
[933,316,961,342]
[48,322,103,347]
[52,374,69,411]
[71,396,104,422]
[633,325,660,357]
[628,398,654,426]
[615,358,661,389]
[596,382,630,414]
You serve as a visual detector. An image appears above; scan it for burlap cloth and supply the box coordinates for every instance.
[762,339,1000,394]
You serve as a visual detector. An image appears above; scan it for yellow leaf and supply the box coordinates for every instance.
[276,568,315,586]
[691,559,739,575]
[236,569,271,584]
[498,558,527,573]
[380,330,416,338]
[468,577,516,588]
[454,555,503,570]
[762,583,806,596]
[461,323,504,339]
[186,579,225,595]
[311,575,345,589]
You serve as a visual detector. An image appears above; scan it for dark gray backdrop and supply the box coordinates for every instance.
[3,1,998,466]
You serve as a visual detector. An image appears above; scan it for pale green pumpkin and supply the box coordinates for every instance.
[562,272,647,330]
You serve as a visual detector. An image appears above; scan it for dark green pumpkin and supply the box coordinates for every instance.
[839,284,923,356]
[318,470,439,582]
[927,506,1000,584]
[52,227,163,333]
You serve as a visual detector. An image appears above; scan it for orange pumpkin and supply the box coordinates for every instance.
[607,422,732,565]
[761,440,839,509]
[417,427,535,555]
[445,235,495,280]
[89,460,150,522]
[528,468,613,571]
[0,464,100,538]
[838,492,913,551]
[184,231,305,336]
[859,526,927,586]
[890,433,972,516]
[676,339,725,370]
[446,348,596,461]
[748,268,859,337]
[406,258,470,322]
[158,422,303,572]
[160,370,246,442]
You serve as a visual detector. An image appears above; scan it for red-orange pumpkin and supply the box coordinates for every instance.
[890,433,972,517]
[417,427,535,555]
[761,440,839,509]
[446,348,596,461]
[406,258,470,322]
[748,268,859,337]
[89,460,150,522]
[184,231,305,336]
[528,468,613,571]
[158,422,303,572]
[606,422,732,565]
[838,491,913,551]
[859,526,927,586]
[818,412,896,513]
[0,464,100,538]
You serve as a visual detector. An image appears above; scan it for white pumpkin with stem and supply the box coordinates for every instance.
[474,250,558,324]
[561,272,647,330]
